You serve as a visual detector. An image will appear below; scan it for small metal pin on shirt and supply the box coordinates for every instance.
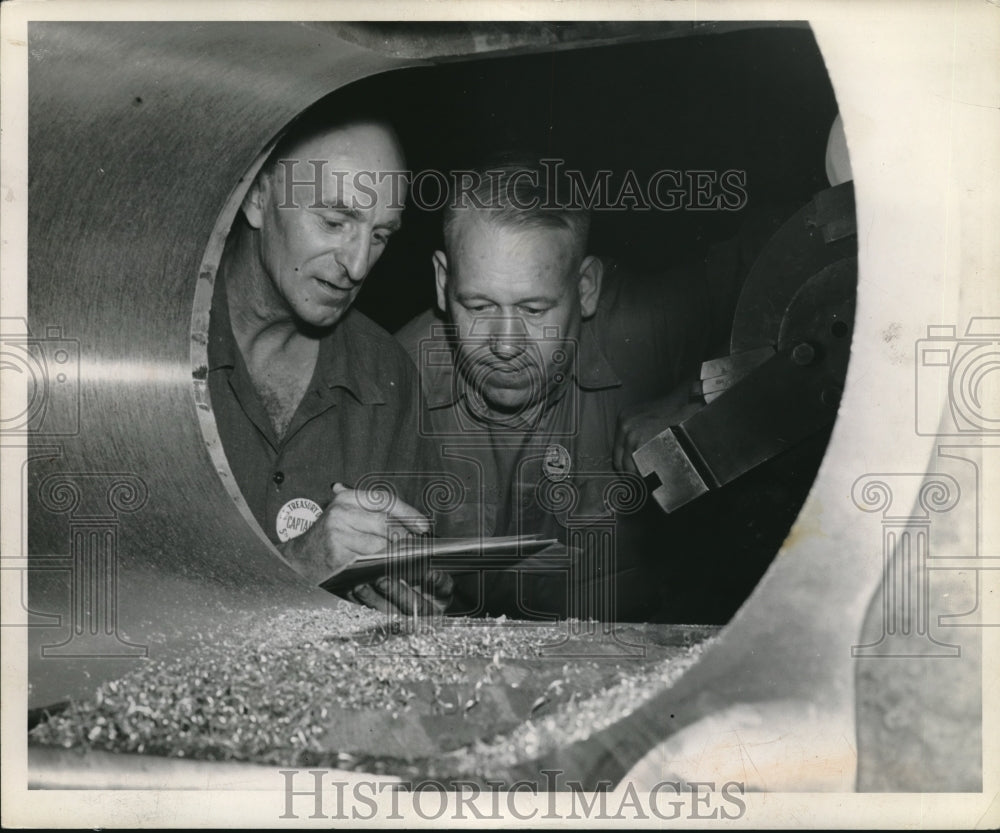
[542,443,572,482]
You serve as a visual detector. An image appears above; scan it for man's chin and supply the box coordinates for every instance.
[480,388,543,415]
[296,304,348,331]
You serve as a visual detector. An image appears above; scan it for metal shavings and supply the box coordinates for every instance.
[29,607,566,767]
[440,637,714,780]
[30,607,712,779]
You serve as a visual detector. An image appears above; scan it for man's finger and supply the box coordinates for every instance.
[328,501,393,538]
[331,488,431,537]
[612,424,627,473]
[422,569,454,599]
[423,588,449,616]
[322,522,387,558]
[421,570,454,615]
[352,582,401,616]
[382,495,431,536]
[375,577,436,616]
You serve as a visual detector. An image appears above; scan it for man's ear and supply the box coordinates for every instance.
[241,174,267,230]
[432,250,449,313]
[577,255,604,318]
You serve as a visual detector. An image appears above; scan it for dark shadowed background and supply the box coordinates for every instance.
[346,26,837,332]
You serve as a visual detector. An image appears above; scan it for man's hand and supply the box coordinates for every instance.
[349,570,455,617]
[613,384,704,474]
[279,483,430,585]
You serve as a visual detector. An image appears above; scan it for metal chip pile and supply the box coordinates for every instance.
[29,605,710,777]
[441,637,710,780]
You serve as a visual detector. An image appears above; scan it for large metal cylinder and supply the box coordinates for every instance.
[24,22,423,706]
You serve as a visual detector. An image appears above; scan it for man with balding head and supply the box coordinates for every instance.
[209,111,451,614]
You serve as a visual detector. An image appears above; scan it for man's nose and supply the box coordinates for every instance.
[338,233,372,285]
[487,317,528,359]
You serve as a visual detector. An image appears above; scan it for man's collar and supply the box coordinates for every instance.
[316,319,387,405]
[207,271,238,371]
[422,360,460,409]
[575,319,622,390]
[208,270,386,406]
[415,321,462,409]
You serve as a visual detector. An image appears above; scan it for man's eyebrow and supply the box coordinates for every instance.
[319,201,362,219]
[514,296,557,305]
[319,201,401,232]
[455,292,555,305]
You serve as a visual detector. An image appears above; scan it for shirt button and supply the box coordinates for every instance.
[272,471,284,486]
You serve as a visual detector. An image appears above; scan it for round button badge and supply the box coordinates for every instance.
[542,443,572,482]
[275,497,323,542]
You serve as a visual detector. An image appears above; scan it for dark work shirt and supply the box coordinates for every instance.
[395,257,731,620]
[394,259,717,544]
[207,274,435,547]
